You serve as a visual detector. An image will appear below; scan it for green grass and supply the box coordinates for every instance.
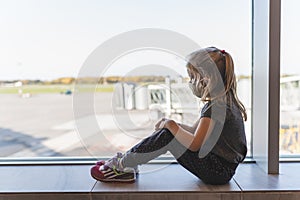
[0,84,114,94]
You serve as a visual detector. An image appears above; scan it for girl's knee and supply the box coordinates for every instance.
[159,128,174,138]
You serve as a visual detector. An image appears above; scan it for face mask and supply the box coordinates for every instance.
[189,82,203,98]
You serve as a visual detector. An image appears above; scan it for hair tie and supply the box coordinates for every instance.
[221,50,226,54]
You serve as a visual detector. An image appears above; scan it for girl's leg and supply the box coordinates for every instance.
[121,128,187,168]
[121,128,237,185]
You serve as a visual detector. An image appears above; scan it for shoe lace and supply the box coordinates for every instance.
[104,152,124,170]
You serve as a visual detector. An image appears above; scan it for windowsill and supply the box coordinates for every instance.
[0,156,256,166]
[0,163,300,199]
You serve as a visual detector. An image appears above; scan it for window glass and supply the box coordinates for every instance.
[280,0,300,157]
[0,0,252,159]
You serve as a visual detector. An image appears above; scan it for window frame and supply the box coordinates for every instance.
[1,0,280,166]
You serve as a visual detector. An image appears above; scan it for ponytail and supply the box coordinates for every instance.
[223,52,247,121]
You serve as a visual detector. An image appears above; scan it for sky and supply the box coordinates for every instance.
[0,0,298,81]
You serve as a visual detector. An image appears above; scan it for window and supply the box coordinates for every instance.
[280,0,300,158]
[0,0,252,161]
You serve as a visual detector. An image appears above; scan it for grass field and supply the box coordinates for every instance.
[0,84,114,94]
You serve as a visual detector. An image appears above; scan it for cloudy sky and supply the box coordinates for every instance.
[0,0,298,80]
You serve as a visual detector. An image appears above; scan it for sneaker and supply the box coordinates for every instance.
[90,164,136,183]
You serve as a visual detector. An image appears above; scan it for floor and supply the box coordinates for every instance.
[0,163,300,200]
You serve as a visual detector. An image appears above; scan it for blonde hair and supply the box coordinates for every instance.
[187,47,247,121]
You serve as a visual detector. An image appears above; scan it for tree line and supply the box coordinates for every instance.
[0,76,168,85]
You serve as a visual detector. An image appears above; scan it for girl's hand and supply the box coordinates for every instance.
[154,118,179,132]
[154,118,168,131]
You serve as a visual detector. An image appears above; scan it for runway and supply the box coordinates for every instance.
[0,93,176,158]
[3,91,295,158]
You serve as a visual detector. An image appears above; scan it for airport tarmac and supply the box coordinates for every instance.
[1,92,300,159]
[0,93,197,158]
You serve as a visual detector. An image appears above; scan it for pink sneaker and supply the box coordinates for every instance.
[90,165,136,183]
[90,153,136,183]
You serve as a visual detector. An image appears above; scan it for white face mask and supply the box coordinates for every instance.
[189,81,204,98]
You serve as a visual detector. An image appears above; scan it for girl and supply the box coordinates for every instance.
[91,47,247,185]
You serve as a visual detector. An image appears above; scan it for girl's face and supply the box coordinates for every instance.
[187,67,207,98]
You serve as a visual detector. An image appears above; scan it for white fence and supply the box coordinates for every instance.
[113,81,200,119]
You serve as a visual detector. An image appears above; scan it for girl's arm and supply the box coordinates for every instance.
[177,119,200,133]
[157,117,215,152]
